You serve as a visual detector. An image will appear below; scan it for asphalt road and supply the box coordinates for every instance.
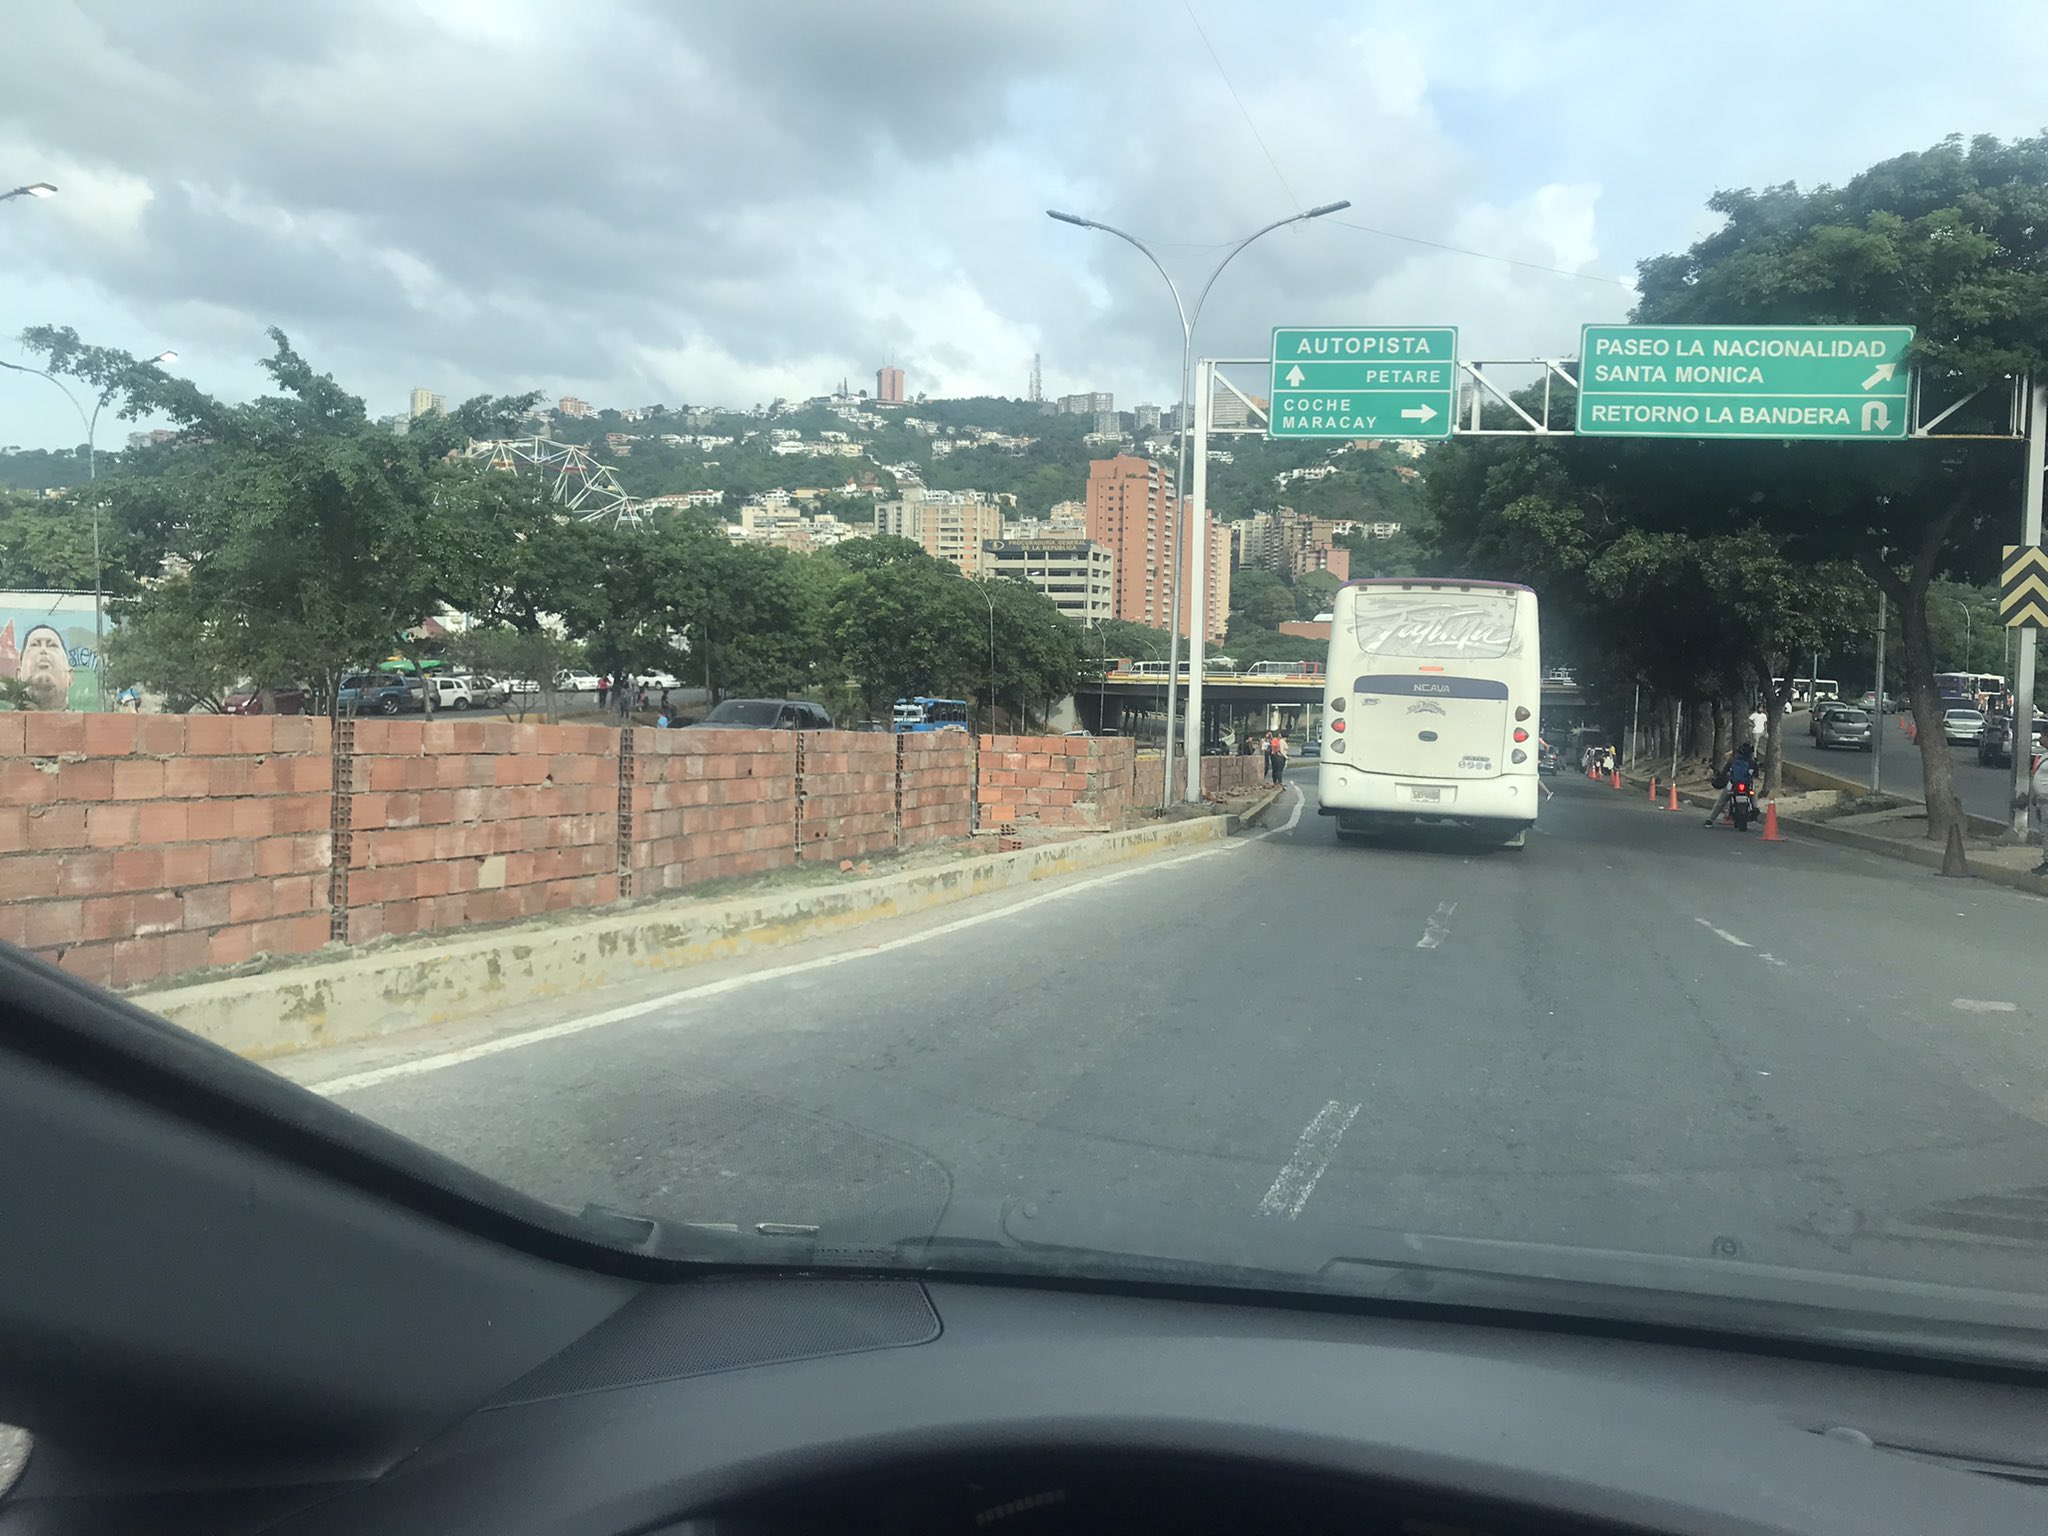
[284,767,2048,1301]
[1778,708,2025,824]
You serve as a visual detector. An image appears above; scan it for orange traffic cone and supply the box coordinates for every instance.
[1761,798,1784,841]
[1906,719,1916,744]
[1610,769,1622,789]
[1666,782,1680,812]
[1648,775,1658,801]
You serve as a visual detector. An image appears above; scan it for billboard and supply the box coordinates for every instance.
[0,592,102,711]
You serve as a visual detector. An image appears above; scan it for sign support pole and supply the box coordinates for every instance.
[2010,379,2047,838]
[1184,360,1212,803]
[1871,589,1886,797]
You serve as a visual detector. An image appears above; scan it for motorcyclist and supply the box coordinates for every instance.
[1704,741,1760,828]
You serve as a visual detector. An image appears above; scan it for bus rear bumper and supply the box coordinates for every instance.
[1316,763,1536,832]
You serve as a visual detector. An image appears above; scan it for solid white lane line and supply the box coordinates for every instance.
[1416,901,1457,949]
[1953,998,2018,1013]
[1256,1100,1362,1219]
[1227,782,1305,847]
[1695,918,1753,949]
[311,838,1238,1096]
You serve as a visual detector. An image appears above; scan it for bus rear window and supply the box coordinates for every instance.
[1350,590,1522,660]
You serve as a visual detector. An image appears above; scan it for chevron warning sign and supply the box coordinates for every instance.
[2002,545,2048,628]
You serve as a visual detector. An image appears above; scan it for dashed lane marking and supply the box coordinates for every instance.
[1256,1100,1362,1219]
[1416,901,1457,949]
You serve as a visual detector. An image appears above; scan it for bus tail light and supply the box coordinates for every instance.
[1511,748,1528,764]
[1514,706,1531,721]
[1512,728,1528,743]
[1329,696,1345,712]
[1331,738,1345,754]
[1330,718,1347,733]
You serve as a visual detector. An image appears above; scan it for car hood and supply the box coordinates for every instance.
[579,1185,2048,1372]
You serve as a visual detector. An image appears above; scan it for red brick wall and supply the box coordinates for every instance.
[633,728,798,893]
[1131,756,1163,809]
[2,716,1245,994]
[1204,754,1262,797]
[798,731,898,864]
[977,734,1141,830]
[900,733,973,845]
[343,719,619,944]
[0,713,332,989]
[1129,751,1263,807]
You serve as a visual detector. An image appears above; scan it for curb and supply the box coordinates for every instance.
[1228,784,1287,831]
[1621,773,2048,896]
[133,815,1234,1061]
[1777,814,2048,896]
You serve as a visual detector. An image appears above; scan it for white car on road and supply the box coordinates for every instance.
[633,670,681,690]
[553,670,601,693]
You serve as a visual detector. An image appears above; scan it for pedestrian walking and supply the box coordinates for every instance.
[596,674,611,709]
[616,684,633,719]
[659,688,671,715]
[1267,730,1289,785]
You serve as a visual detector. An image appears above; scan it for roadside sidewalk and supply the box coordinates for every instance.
[1621,761,2048,898]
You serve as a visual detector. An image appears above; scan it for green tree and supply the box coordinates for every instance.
[1625,132,2048,837]
[1230,567,1295,630]
[1294,568,1340,619]
[829,557,982,716]
[19,324,543,712]
[0,487,132,591]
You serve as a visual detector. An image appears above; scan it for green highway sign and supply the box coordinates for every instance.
[1576,324,1914,439]
[1268,326,1458,439]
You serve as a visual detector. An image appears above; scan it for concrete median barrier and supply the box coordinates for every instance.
[130,815,1233,1061]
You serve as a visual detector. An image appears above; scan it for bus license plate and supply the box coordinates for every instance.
[1405,785,1443,804]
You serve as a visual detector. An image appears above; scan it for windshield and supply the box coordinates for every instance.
[703,700,783,725]
[11,7,2048,1363]
[1348,588,1522,661]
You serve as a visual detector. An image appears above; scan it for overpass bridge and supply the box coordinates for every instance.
[1075,669,1590,742]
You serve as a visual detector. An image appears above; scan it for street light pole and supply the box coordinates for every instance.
[0,350,177,710]
[1047,198,1350,805]
[978,581,997,734]
[1,182,58,203]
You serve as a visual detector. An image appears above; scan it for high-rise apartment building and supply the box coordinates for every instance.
[1233,507,1350,584]
[557,396,592,418]
[980,535,1115,627]
[1133,403,1162,431]
[1083,455,1228,641]
[874,487,1003,576]
[408,387,445,419]
[1056,391,1114,416]
[876,366,906,403]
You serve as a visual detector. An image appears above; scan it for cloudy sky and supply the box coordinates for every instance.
[2,0,2045,449]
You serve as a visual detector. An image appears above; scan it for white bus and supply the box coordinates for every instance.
[1317,578,1542,847]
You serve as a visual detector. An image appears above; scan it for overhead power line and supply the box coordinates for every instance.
[1329,218,1633,287]
[1181,0,1299,211]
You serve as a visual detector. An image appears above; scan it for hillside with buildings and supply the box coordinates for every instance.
[1,367,1430,653]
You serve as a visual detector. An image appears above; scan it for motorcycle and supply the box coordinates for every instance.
[1729,775,1756,831]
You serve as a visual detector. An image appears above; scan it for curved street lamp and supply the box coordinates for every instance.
[1048,199,1350,802]
[0,349,179,708]
[1,182,58,203]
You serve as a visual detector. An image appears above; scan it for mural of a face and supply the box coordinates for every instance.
[18,624,73,709]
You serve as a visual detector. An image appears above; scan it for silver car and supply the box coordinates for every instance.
[1814,706,1872,751]
[1942,707,1985,745]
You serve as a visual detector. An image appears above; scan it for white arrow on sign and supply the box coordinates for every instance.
[1861,362,1896,390]
[1400,403,1437,423]
[1284,364,1306,387]
[1861,400,1891,433]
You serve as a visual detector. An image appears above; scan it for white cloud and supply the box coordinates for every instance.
[0,0,2044,446]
